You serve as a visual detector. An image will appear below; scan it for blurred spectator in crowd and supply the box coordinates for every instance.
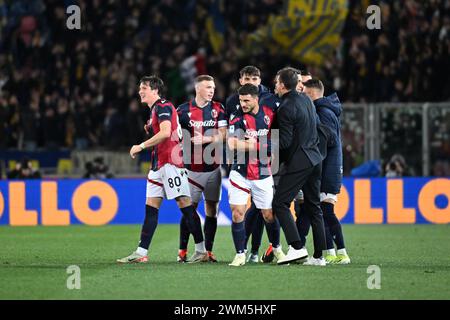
[0,95,10,149]
[1,0,449,149]
[20,95,41,151]
[433,160,450,176]
[103,105,125,149]
[42,100,59,149]
[341,0,450,102]
[83,156,114,179]
[126,100,145,145]
[7,157,41,179]
[0,0,449,177]
[72,92,92,150]
[384,154,415,177]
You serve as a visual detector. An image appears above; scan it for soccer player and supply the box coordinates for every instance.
[296,70,312,92]
[300,79,350,264]
[257,80,285,264]
[225,66,273,262]
[176,75,227,263]
[117,76,208,264]
[225,66,272,118]
[227,84,284,267]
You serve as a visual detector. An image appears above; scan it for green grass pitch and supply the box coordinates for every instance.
[0,225,449,300]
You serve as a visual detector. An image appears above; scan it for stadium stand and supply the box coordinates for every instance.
[0,0,449,176]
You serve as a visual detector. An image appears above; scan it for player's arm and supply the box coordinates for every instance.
[226,117,256,151]
[130,121,171,159]
[191,127,227,145]
[193,127,227,144]
[317,110,339,142]
[216,105,228,143]
[191,104,228,145]
[227,136,257,151]
[144,119,151,135]
[216,127,227,142]
[225,95,234,120]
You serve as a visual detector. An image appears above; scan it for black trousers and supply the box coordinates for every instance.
[272,163,326,257]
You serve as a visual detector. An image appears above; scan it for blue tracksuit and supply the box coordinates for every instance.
[313,93,343,195]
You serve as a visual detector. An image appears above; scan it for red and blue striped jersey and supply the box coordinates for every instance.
[147,99,183,171]
[177,100,227,172]
[228,103,276,180]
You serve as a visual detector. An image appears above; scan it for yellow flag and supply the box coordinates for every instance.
[206,0,225,54]
[246,0,348,65]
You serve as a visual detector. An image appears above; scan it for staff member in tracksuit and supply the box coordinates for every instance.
[299,79,350,264]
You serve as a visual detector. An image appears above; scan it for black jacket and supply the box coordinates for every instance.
[277,90,322,173]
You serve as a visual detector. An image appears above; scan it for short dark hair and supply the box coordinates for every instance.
[239,66,261,78]
[20,157,30,168]
[276,67,299,91]
[238,83,259,97]
[300,70,312,76]
[303,79,324,92]
[140,75,164,94]
[195,75,214,83]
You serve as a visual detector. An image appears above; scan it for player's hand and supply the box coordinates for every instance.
[227,137,238,149]
[130,145,141,159]
[244,134,257,142]
[245,136,258,149]
[191,135,212,145]
[144,121,150,135]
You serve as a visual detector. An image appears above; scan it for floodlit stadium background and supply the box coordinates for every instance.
[1,0,449,226]
[1,0,449,302]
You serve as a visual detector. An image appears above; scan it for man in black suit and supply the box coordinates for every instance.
[273,67,327,266]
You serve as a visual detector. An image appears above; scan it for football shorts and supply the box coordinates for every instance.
[228,170,274,209]
[187,167,222,203]
[146,163,191,200]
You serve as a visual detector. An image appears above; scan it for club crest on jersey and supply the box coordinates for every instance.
[264,115,270,125]
[211,109,218,119]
